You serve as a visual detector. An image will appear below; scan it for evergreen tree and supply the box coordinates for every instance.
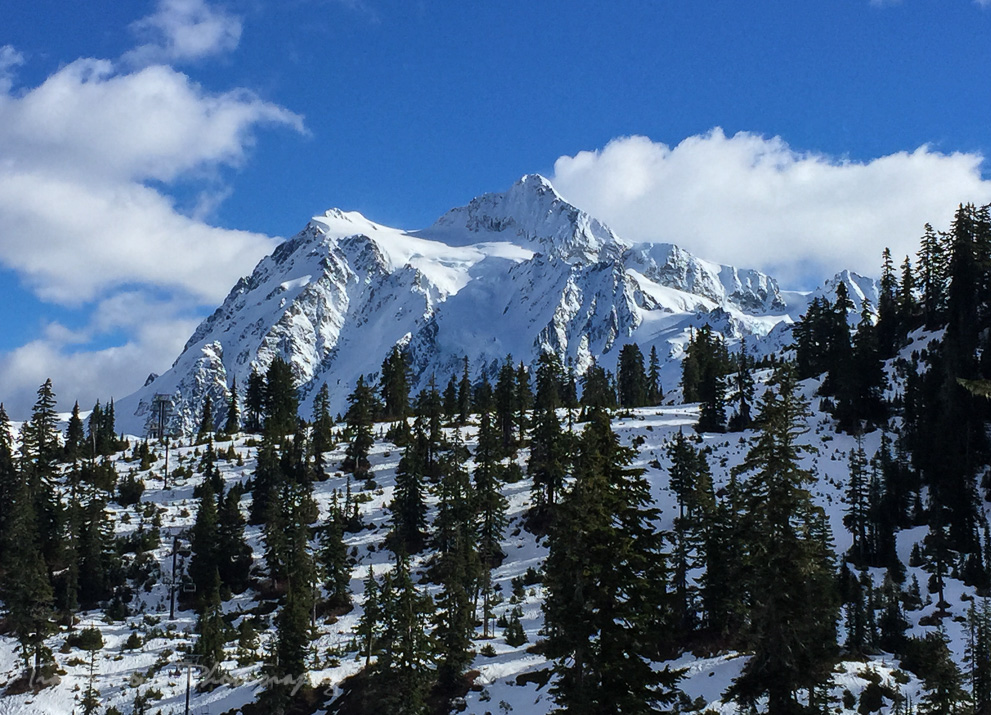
[432,434,480,693]
[457,356,472,425]
[194,573,226,672]
[264,357,299,437]
[968,598,991,715]
[647,345,663,405]
[379,345,411,421]
[442,374,458,423]
[917,222,948,326]
[918,631,969,715]
[249,434,281,525]
[844,437,871,567]
[244,368,266,433]
[514,362,532,445]
[728,338,755,431]
[64,401,86,463]
[224,377,241,435]
[311,383,334,479]
[494,356,518,451]
[319,507,351,610]
[617,342,649,408]
[216,488,252,594]
[727,366,839,714]
[197,395,215,442]
[543,409,681,713]
[580,359,616,413]
[529,352,569,511]
[343,376,376,480]
[389,421,428,554]
[373,554,435,714]
[473,392,508,637]
[189,476,220,611]
[20,379,62,570]
[1,474,56,679]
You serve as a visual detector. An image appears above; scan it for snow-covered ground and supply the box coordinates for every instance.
[1,382,977,714]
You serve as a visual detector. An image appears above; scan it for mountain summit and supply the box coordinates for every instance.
[117,176,870,435]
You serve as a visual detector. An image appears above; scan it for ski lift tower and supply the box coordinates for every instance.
[149,393,171,441]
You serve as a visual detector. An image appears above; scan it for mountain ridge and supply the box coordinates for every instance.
[118,175,876,436]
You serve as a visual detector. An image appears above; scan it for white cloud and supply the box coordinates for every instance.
[551,130,991,288]
[124,0,243,66]
[0,3,305,419]
[0,45,24,93]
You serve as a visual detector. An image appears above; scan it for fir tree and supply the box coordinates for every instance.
[379,345,411,421]
[224,377,241,435]
[64,401,86,464]
[728,338,755,431]
[473,393,508,637]
[264,357,299,437]
[216,488,252,594]
[543,408,681,713]
[647,345,663,405]
[244,368,266,433]
[617,342,649,408]
[389,421,428,554]
[727,365,839,714]
[457,356,472,425]
[197,395,215,443]
[319,507,351,610]
[343,376,376,480]
[373,554,435,714]
[189,476,220,611]
[311,383,334,479]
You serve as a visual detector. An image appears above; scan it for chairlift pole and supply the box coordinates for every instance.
[184,659,191,715]
[170,535,178,620]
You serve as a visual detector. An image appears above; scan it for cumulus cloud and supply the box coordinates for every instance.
[0,2,304,418]
[551,130,991,288]
[123,0,243,66]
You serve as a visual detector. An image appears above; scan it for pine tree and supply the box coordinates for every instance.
[529,353,568,511]
[64,401,86,464]
[1,474,56,679]
[431,432,481,694]
[494,356,518,451]
[216,488,252,594]
[918,631,969,715]
[967,598,991,715]
[580,359,616,413]
[197,395,215,443]
[543,408,681,713]
[373,554,435,714]
[647,345,663,405]
[457,356,472,425]
[189,476,220,611]
[845,437,871,567]
[311,383,334,479]
[728,338,755,431]
[343,376,375,480]
[917,222,947,326]
[194,572,226,672]
[224,377,241,435]
[379,345,411,421]
[389,421,428,554]
[473,394,507,637]
[442,374,458,423]
[20,379,62,570]
[264,357,299,437]
[244,368,266,433]
[727,365,839,714]
[318,507,351,610]
[617,342,648,408]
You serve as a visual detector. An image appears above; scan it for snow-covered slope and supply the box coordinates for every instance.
[117,175,874,436]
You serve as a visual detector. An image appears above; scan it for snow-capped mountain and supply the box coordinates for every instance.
[117,175,874,435]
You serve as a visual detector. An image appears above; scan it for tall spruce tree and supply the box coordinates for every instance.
[617,343,649,408]
[379,345,411,421]
[264,357,299,437]
[343,376,375,480]
[727,366,839,714]
[543,408,681,713]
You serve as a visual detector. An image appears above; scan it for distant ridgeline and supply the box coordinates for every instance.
[0,200,989,714]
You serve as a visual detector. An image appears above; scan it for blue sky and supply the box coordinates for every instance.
[2,0,991,417]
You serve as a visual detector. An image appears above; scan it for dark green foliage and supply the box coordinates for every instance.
[244,368,266,433]
[389,420,428,555]
[968,599,991,715]
[64,401,86,463]
[311,383,334,479]
[197,395,215,443]
[543,408,682,713]
[379,345,411,421]
[189,476,220,612]
[217,487,252,594]
[682,325,730,432]
[194,574,226,672]
[579,359,616,414]
[319,507,351,610]
[617,342,649,408]
[647,345,663,405]
[369,554,435,714]
[529,353,569,511]
[727,366,839,713]
[224,377,241,435]
[728,338,755,431]
[457,356,472,425]
[343,376,376,480]
[264,357,299,437]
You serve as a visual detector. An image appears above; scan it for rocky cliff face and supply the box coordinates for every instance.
[117,175,873,436]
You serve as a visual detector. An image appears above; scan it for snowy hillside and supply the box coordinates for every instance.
[0,374,975,715]
[116,175,876,437]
